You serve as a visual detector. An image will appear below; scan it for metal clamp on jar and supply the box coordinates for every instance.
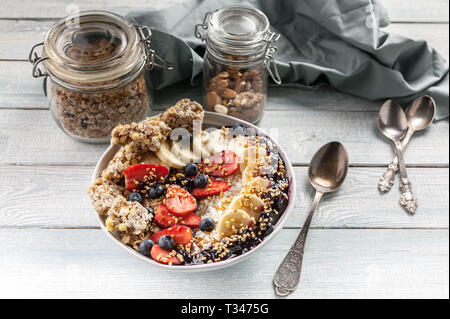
[29,10,173,143]
[195,6,281,124]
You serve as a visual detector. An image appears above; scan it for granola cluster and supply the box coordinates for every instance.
[205,65,266,123]
[49,69,150,140]
[88,99,204,242]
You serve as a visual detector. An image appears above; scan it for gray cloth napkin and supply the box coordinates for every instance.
[127,0,449,120]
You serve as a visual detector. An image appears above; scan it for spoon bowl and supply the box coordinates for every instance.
[308,141,349,193]
[405,95,436,131]
[378,99,408,142]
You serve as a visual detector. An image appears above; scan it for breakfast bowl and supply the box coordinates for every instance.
[91,110,296,271]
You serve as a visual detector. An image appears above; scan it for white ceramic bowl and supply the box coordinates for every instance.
[92,111,296,271]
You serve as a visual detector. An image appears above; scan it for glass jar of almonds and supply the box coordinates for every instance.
[195,6,281,124]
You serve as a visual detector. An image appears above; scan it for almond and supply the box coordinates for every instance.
[221,88,237,99]
[205,91,221,109]
[235,80,245,94]
[214,104,229,115]
[214,79,229,94]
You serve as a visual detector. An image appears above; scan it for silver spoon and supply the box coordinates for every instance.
[378,100,418,214]
[273,141,349,297]
[378,96,436,192]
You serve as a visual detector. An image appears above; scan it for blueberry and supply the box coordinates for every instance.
[184,163,199,177]
[139,239,154,257]
[127,192,143,203]
[231,124,246,136]
[146,207,155,215]
[199,217,215,232]
[148,184,165,199]
[229,123,256,137]
[159,235,174,250]
[193,174,209,188]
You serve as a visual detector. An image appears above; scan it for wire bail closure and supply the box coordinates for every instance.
[28,42,49,78]
[264,31,282,85]
[194,12,212,41]
[138,26,174,71]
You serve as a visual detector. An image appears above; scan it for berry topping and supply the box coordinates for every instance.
[184,163,199,177]
[138,239,154,257]
[191,178,231,199]
[127,192,143,204]
[124,164,169,191]
[154,204,176,228]
[165,185,197,216]
[181,212,202,228]
[146,207,155,215]
[148,184,165,199]
[193,173,209,188]
[150,245,181,265]
[230,123,246,136]
[154,204,201,229]
[158,235,174,250]
[199,217,215,232]
[201,150,239,177]
[150,226,193,246]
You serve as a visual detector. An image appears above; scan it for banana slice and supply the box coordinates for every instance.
[243,176,270,194]
[240,146,268,172]
[217,209,253,240]
[242,162,258,185]
[192,134,204,163]
[227,135,248,159]
[170,141,192,164]
[139,152,166,166]
[228,194,265,220]
[156,142,185,169]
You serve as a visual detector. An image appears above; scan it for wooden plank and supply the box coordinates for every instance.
[0,0,183,19]
[0,0,448,22]
[0,61,384,111]
[0,228,447,298]
[1,19,449,62]
[0,62,47,109]
[0,108,448,166]
[0,20,54,61]
[382,0,449,23]
[0,165,447,229]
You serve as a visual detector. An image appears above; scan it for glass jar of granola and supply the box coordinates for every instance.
[29,10,172,143]
[195,6,281,123]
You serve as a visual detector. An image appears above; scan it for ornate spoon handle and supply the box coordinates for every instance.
[273,191,323,296]
[379,128,414,192]
[394,141,418,214]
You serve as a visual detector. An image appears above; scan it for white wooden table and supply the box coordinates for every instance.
[0,0,448,299]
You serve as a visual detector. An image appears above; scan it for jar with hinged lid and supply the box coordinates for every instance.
[29,10,173,143]
[195,6,281,124]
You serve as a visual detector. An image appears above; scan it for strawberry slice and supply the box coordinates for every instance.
[154,204,178,228]
[154,204,201,228]
[150,245,181,265]
[181,213,201,228]
[201,150,239,177]
[150,226,193,245]
[191,178,231,198]
[165,185,197,217]
[124,164,169,191]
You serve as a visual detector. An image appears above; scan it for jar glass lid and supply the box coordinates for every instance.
[42,10,144,91]
[208,6,269,47]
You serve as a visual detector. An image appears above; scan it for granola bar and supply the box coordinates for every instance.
[88,177,125,215]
